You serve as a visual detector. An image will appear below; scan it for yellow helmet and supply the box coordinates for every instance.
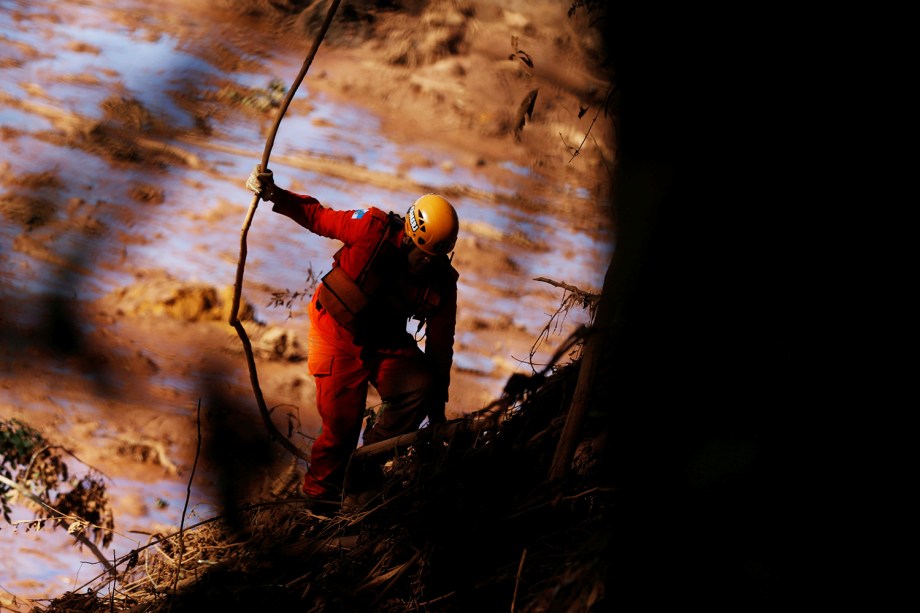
[404,194,459,256]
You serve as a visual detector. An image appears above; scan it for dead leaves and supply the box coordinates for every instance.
[513,88,540,142]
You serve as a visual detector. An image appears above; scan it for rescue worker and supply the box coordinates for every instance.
[246,165,460,502]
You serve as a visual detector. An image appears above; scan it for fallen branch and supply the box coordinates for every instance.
[533,277,600,300]
[350,412,499,462]
[351,326,588,469]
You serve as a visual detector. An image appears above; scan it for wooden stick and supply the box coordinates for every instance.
[229,0,343,463]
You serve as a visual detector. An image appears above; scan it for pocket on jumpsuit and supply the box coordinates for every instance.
[306,351,333,429]
[308,352,334,378]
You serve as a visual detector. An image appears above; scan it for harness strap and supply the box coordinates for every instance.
[317,212,402,327]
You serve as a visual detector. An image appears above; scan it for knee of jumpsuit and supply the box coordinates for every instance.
[306,342,371,496]
[363,353,435,446]
[302,398,366,498]
[362,388,431,445]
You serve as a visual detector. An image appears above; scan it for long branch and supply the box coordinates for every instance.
[228,0,342,463]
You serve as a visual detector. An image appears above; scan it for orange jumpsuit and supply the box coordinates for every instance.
[271,190,458,498]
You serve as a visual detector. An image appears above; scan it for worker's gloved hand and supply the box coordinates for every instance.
[246,164,275,201]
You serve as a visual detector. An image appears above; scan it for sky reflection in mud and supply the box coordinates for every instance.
[1,0,611,332]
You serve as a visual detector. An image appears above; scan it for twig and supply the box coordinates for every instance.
[560,486,617,501]
[143,533,159,592]
[511,548,527,612]
[565,84,614,164]
[525,278,598,369]
[1,586,36,611]
[501,486,615,523]
[533,277,598,298]
[168,398,203,608]
[590,130,614,180]
[70,497,334,594]
[417,591,457,607]
[370,549,422,607]
[110,549,116,612]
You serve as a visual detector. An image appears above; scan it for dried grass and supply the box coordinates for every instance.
[43,329,613,612]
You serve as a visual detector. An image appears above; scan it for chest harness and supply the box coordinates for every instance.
[316,212,451,335]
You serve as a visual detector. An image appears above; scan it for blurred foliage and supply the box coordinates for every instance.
[0,417,114,547]
[568,0,608,19]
